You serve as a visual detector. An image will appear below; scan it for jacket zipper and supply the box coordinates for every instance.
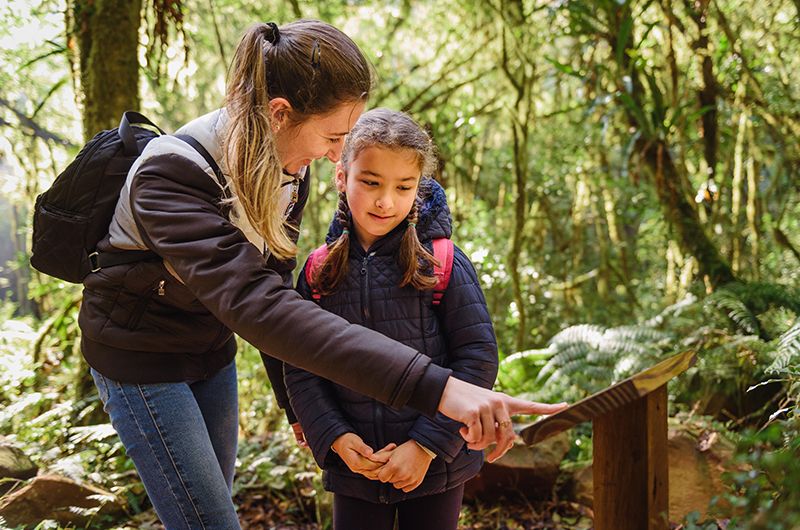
[128,279,165,329]
[360,251,389,503]
[359,252,373,322]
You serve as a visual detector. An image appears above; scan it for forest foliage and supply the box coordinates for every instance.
[1,0,799,528]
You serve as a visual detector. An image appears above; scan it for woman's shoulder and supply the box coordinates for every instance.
[138,135,207,168]
[133,134,224,196]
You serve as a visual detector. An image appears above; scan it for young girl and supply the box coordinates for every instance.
[285,108,499,530]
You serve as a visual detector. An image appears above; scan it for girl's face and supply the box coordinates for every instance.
[336,146,422,251]
[273,100,366,175]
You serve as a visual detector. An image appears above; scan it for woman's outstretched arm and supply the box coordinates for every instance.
[130,153,564,457]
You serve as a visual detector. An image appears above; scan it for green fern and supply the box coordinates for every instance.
[706,289,761,335]
[536,322,671,395]
[767,321,800,375]
[705,282,800,338]
[68,424,118,445]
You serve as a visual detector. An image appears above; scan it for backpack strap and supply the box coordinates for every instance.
[305,244,330,302]
[175,134,231,201]
[432,238,454,306]
[119,111,166,156]
[305,239,453,305]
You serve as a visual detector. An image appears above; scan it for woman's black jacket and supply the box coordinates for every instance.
[77,127,453,419]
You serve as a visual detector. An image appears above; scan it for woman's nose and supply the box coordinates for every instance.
[326,143,343,163]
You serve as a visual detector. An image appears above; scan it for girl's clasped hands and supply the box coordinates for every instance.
[331,433,433,493]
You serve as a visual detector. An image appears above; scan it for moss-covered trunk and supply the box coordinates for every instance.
[71,0,142,140]
[640,138,735,287]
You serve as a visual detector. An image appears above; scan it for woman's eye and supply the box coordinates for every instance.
[327,137,342,144]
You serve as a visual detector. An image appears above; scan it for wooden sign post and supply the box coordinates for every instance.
[520,350,696,530]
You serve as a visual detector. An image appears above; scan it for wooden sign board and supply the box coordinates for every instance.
[521,349,696,446]
[518,349,697,530]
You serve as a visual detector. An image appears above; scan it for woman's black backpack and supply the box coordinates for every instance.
[30,111,224,283]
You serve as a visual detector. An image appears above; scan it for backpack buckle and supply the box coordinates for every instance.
[89,251,101,272]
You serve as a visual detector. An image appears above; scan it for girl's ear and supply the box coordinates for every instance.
[268,98,292,130]
[335,161,347,193]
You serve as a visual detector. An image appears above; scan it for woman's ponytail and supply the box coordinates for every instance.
[224,23,295,261]
[224,20,373,262]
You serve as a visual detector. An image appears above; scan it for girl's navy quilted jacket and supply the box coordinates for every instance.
[284,179,499,504]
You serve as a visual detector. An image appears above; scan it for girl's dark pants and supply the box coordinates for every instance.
[333,483,465,530]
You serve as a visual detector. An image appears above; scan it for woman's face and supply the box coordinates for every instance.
[274,100,366,175]
[336,145,421,251]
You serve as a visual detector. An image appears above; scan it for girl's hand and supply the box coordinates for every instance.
[331,433,396,479]
[438,377,568,462]
[376,440,433,493]
[290,422,308,448]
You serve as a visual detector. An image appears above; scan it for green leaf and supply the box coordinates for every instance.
[616,11,634,68]
[545,56,583,78]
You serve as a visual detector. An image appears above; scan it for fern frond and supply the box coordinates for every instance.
[68,424,118,445]
[767,321,800,374]
[724,282,800,316]
[549,324,605,346]
[537,341,594,381]
[607,325,671,345]
[645,294,698,326]
[501,346,557,365]
[706,290,760,335]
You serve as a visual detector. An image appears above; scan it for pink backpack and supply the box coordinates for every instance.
[305,238,455,306]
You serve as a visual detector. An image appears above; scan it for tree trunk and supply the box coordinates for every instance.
[72,0,142,140]
[602,3,735,288]
[685,0,718,182]
[641,139,735,286]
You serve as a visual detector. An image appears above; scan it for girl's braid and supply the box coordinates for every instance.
[336,192,351,232]
[314,191,352,294]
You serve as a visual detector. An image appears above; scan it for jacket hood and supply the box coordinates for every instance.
[325,178,452,246]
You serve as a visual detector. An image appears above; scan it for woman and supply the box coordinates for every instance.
[80,20,565,529]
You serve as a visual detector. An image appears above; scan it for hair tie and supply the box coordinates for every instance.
[265,22,280,44]
[408,222,416,228]
[342,228,349,235]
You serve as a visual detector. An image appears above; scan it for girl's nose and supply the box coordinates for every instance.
[376,193,393,210]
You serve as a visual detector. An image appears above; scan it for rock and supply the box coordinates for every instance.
[571,464,593,507]
[667,428,734,520]
[0,474,126,528]
[566,423,738,521]
[0,444,38,480]
[464,431,570,501]
[0,444,38,495]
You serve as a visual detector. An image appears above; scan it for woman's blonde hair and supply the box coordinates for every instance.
[224,20,372,261]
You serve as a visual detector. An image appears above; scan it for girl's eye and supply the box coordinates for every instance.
[398,186,413,191]
[360,180,378,187]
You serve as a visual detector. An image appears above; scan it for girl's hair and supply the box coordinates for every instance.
[225,20,373,261]
[313,108,440,294]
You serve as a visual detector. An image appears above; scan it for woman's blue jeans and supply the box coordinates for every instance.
[91,361,241,529]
